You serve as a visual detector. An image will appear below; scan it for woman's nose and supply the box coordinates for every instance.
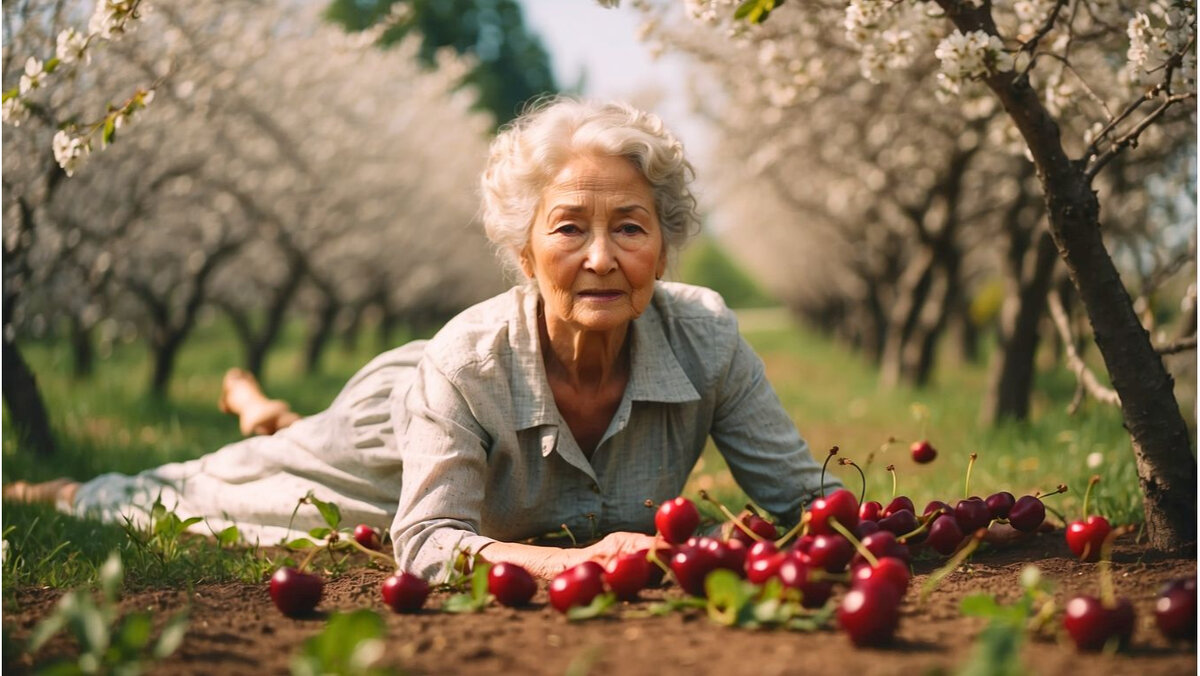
[584,234,618,274]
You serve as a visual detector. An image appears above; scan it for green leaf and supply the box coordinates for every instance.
[152,611,189,659]
[308,495,341,530]
[566,592,616,621]
[27,602,69,653]
[180,516,203,529]
[99,551,124,604]
[470,560,492,602]
[3,88,19,102]
[216,525,240,547]
[44,57,60,73]
[704,569,757,626]
[960,594,1003,617]
[441,592,483,614]
[734,0,779,23]
[307,527,333,540]
[114,612,153,651]
[286,538,316,550]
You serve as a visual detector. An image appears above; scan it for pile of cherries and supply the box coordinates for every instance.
[265,455,1197,653]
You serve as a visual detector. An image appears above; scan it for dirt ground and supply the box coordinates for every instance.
[5,532,1196,675]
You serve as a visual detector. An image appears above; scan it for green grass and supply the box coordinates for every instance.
[2,309,1180,594]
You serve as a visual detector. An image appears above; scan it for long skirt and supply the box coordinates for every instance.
[68,341,426,546]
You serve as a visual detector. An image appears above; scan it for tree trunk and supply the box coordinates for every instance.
[983,61,1197,550]
[981,231,1059,424]
[70,315,95,379]
[2,339,57,457]
[304,296,339,374]
[879,247,935,388]
[150,332,183,397]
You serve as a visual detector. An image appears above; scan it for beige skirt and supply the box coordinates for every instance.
[70,341,426,546]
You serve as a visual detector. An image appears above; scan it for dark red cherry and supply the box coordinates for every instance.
[270,567,324,617]
[1007,495,1046,533]
[381,571,430,613]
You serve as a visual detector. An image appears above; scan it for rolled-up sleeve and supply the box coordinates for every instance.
[389,359,498,580]
[710,334,838,526]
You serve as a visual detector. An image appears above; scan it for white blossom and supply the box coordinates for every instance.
[52,130,90,176]
[2,97,30,126]
[1086,452,1104,468]
[19,57,44,95]
[89,0,139,40]
[56,27,90,65]
[934,29,1013,94]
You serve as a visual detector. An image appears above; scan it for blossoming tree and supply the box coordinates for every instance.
[634,0,1195,549]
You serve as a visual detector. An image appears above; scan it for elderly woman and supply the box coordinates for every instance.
[5,99,832,580]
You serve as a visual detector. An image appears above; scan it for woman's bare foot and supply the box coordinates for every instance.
[3,478,79,507]
[219,368,301,436]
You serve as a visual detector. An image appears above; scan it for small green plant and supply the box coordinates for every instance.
[703,569,835,630]
[25,551,188,675]
[956,565,1057,676]
[290,609,396,676]
[442,560,492,614]
[122,495,204,570]
[281,492,395,573]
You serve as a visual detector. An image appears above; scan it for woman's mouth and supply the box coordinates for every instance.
[578,290,623,301]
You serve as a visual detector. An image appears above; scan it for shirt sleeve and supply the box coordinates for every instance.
[709,333,840,527]
[389,358,498,581]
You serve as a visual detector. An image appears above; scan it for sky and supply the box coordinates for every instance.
[517,0,713,160]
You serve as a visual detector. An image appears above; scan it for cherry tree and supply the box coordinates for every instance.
[631,0,1195,549]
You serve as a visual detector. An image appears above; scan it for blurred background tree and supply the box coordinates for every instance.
[325,0,558,125]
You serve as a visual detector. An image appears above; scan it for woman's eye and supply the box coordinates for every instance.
[618,223,646,235]
[554,224,582,235]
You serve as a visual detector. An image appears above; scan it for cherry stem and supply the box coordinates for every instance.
[819,446,839,496]
[744,503,763,518]
[560,523,578,548]
[886,464,897,500]
[1034,484,1068,499]
[645,538,671,576]
[897,518,930,544]
[298,542,322,573]
[829,519,879,568]
[699,489,763,542]
[1082,475,1100,519]
[838,458,867,505]
[919,528,985,606]
[341,538,396,566]
[1098,526,1132,607]
[964,452,978,499]
[774,512,809,549]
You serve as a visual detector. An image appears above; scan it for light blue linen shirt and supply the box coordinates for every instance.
[390,282,833,579]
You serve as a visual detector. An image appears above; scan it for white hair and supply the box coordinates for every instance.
[480,98,700,279]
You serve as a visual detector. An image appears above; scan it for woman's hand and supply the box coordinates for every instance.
[578,531,659,568]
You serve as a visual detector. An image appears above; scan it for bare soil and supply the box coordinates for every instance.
[4,532,1196,675]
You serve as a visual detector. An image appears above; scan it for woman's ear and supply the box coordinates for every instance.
[655,249,667,280]
[519,248,535,279]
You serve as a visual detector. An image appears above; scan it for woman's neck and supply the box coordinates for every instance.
[538,307,630,391]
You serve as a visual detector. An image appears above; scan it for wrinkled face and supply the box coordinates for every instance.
[522,153,666,335]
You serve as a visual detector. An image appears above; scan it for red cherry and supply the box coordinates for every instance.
[882,496,915,518]
[910,440,937,464]
[859,501,883,522]
[984,492,1016,519]
[487,562,537,607]
[925,514,965,556]
[854,520,881,539]
[922,500,953,519]
[808,489,859,535]
[954,498,992,533]
[353,524,382,550]
[746,540,779,565]
[878,509,919,539]
[1065,515,1112,562]
[548,563,606,613]
[670,543,720,597]
[806,534,854,573]
[655,497,701,545]
[746,552,786,584]
[1155,577,1197,641]
[381,571,430,613]
[1063,595,1135,651]
[838,579,902,646]
[777,557,833,608]
[269,567,324,617]
[852,530,911,566]
[728,513,779,544]
[604,552,653,601]
[851,557,910,597]
[1007,495,1046,533]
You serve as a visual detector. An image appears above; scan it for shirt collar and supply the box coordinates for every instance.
[509,285,700,432]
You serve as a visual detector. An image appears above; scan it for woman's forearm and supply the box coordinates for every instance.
[476,541,583,579]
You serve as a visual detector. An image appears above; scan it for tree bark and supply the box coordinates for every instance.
[2,339,57,457]
[70,315,95,379]
[980,58,1197,550]
[304,294,340,374]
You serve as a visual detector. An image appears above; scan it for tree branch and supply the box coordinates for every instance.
[1156,335,1196,356]
[1046,287,1121,409]
[1085,92,1194,179]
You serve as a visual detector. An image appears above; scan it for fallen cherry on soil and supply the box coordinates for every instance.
[353,524,382,550]
[381,571,430,613]
[1154,577,1196,642]
[1006,495,1046,533]
[604,552,653,601]
[655,497,701,545]
[1066,515,1112,563]
[808,488,859,536]
[1063,595,1135,651]
[838,578,902,646]
[984,492,1015,519]
[548,562,606,613]
[269,567,324,617]
[488,562,537,607]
